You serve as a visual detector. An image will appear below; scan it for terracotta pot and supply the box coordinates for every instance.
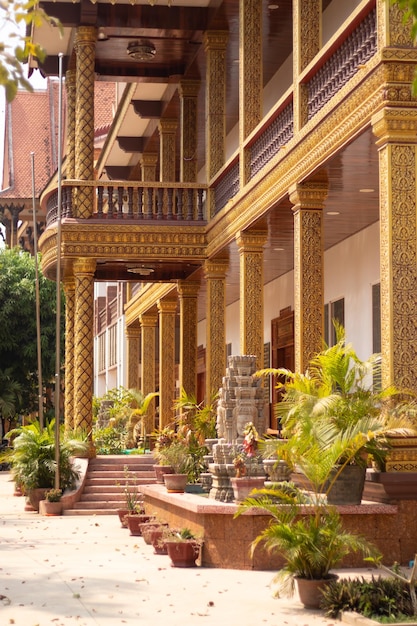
[150,527,170,554]
[126,514,151,536]
[27,488,48,512]
[163,473,188,493]
[296,574,338,609]
[139,521,162,545]
[166,540,201,567]
[230,477,265,503]
[117,508,130,528]
[41,500,63,516]
[154,464,174,484]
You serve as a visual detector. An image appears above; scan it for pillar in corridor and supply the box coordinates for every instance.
[239,0,262,187]
[140,153,158,182]
[179,80,200,183]
[293,0,321,132]
[373,108,417,391]
[126,323,140,391]
[73,257,96,453]
[204,259,229,402]
[63,276,75,432]
[157,298,177,429]
[159,119,177,182]
[289,178,328,373]
[65,64,76,180]
[178,281,200,399]
[140,312,158,433]
[236,230,268,369]
[74,26,96,218]
[372,0,417,391]
[204,31,228,183]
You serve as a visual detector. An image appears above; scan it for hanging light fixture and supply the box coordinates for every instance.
[127,41,156,62]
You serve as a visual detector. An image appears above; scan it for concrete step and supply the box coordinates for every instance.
[65,454,157,516]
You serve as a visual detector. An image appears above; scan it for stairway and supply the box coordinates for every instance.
[65,454,157,516]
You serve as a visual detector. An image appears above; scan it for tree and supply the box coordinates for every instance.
[0,367,22,441]
[0,0,60,101]
[0,247,65,417]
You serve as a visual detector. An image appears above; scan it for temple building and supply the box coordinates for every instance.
[26,0,417,439]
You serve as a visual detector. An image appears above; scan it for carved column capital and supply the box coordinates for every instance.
[372,107,417,147]
[73,257,96,276]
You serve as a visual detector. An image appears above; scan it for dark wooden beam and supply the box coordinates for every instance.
[132,100,163,119]
[117,137,146,153]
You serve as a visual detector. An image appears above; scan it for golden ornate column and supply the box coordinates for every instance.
[73,257,96,447]
[74,26,96,218]
[65,66,76,180]
[179,80,200,183]
[204,31,228,181]
[63,276,75,432]
[159,119,177,182]
[289,178,328,372]
[140,153,158,182]
[236,231,268,368]
[204,258,229,401]
[239,0,262,187]
[126,322,140,391]
[140,312,158,433]
[293,0,321,132]
[157,298,177,429]
[178,281,200,398]
[373,108,417,390]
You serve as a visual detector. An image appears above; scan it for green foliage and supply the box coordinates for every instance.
[235,423,381,598]
[119,466,144,513]
[0,249,65,416]
[4,419,88,491]
[45,488,62,502]
[0,0,61,101]
[321,575,414,620]
[155,440,192,475]
[93,424,127,455]
[256,323,415,468]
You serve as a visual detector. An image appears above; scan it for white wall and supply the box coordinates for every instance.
[323,0,363,45]
[197,222,380,364]
[324,221,380,360]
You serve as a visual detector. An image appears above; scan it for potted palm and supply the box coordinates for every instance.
[256,323,414,504]
[235,431,382,609]
[3,419,88,511]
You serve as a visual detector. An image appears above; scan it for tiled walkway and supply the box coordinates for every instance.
[0,471,370,626]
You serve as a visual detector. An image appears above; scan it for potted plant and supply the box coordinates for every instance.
[117,465,144,528]
[160,441,192,493]
[230,422,266,502]
[3,419,88,511]
[256,323,414,504]
[152,426,177,483]
[41,488,63,516]
[235,431,382,609]
[163,527,202,567]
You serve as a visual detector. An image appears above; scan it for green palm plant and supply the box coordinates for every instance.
[3,419,88,492]
[235,431,382,600]
[256,323,415,467]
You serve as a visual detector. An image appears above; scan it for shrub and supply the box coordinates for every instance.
[321,576,414,619]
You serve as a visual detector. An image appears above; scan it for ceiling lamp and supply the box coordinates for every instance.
[127,41,156,62]
[127,265,155,276]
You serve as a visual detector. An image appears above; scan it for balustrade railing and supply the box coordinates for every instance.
[307,8,376,119]
[45,181,207,227]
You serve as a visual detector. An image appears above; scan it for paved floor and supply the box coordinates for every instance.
[0,471,372,626]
